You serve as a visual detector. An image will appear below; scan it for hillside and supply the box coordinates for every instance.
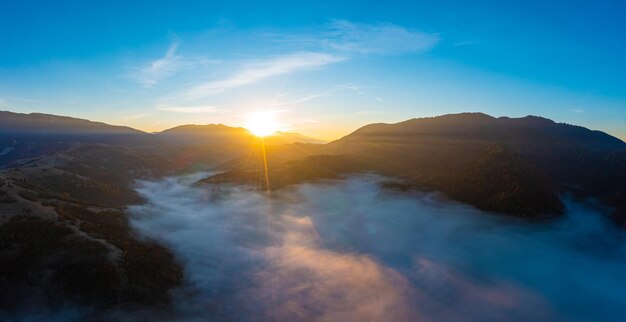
[333,113,624,151]
[1,111,625,315]
[0,145,186,313]
[325,113,626,218]
[202,113,625,218]
[0,111,150,167]
[157,124,323,145]
[0,111,144,135]
[0,112,323,168]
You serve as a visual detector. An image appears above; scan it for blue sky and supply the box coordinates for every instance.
[1,0,625,140]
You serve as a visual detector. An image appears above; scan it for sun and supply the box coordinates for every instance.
[244,112,279,137]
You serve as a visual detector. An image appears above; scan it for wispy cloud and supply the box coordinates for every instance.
[181,52,343,100]
[452,40,483,47]
[123,113,149,120]
[571,108,584,113]
[156,105,219,114]
[128,42,181,88]
[274,83,362,106]
[322,20,439,54]
[128,41,220,88]
[136,20,436,109]
[266,20,439,55]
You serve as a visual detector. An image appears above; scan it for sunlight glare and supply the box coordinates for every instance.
[245,112,279,137]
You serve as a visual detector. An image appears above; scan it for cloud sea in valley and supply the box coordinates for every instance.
[124,173,626,322]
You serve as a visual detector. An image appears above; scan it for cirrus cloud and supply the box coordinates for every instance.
[180,52,343,101]
[322,19,440,54]
[130,20,438,111]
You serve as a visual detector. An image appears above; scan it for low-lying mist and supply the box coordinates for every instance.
[128,174,626,322]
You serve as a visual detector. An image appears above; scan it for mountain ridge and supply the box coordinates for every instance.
[1,110,625,315]
[1,109,624,218]
[0,110,146,134]
[201,112,626,219]
[334,112,625,151]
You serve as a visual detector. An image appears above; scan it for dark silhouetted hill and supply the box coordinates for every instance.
[0,111,151,167]
[157,124,323,145]
[1,111,625,314]
[204,113,625,218]
[0,111,144,135]
[339,113,624,152]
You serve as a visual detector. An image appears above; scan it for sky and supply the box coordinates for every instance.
[0,0,625,140]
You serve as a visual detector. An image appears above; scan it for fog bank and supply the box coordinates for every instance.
[128,174,626,322]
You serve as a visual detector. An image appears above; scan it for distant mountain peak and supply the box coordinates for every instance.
[437,112,496,120]
[0,110,144,134]
[498,115,555,124]
[336,112,625,152]
[159,123,247,134]
[157,123,324,145]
